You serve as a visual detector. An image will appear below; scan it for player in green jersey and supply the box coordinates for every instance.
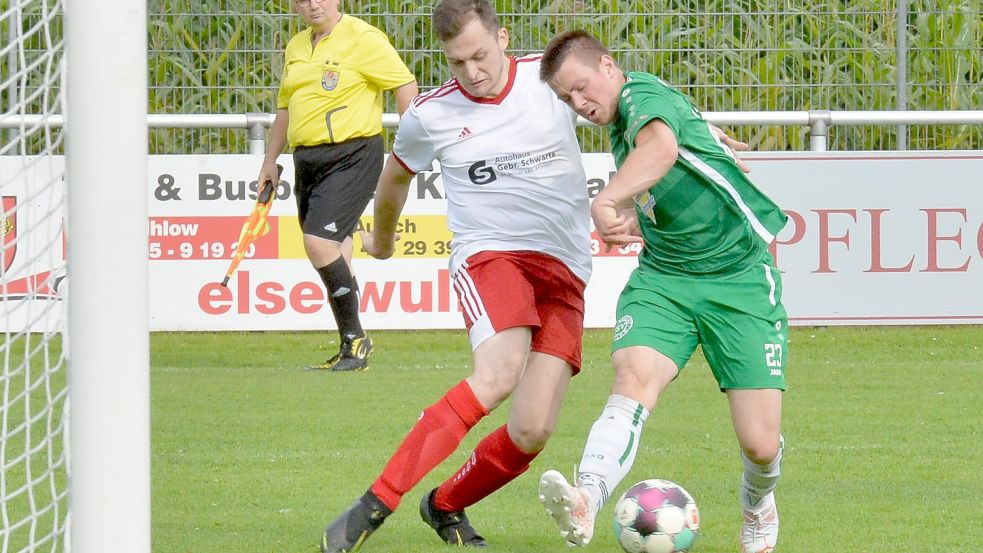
[535,30,788,553]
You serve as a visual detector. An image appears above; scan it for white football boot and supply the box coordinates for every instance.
[538,469,595,547]
[740,491,779,553]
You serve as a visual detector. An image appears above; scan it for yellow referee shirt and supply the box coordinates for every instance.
[277,14,414,147]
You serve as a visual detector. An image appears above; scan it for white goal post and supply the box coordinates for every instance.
[1,0,150,551]
[65,0,151,552]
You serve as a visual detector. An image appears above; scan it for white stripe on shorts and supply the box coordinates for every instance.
[763,263,777,306]
[453,263,496,350]
[453,263,485,323]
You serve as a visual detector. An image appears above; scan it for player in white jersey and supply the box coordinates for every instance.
[391,54,592,288]
[319,1,591,551]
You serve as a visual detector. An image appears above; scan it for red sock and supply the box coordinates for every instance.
[370,380,487,511]
[433,424,539,512]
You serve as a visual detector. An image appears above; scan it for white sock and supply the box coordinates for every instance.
[740,434,784,509]
[577,394,650,514]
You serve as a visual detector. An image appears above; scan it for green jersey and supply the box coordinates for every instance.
[610,72,787,276]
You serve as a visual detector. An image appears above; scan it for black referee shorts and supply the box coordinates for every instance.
[292,134,383,242]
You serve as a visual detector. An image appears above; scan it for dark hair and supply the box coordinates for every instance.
[540,29,611,82]
[432,0,501,41]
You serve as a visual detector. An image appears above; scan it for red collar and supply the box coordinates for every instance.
[457,56,518,105]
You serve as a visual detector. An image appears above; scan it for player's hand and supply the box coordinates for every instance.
[709,124,751,173]
[591,196,643,249]
[619,206,641,237]
[359,229,400,260]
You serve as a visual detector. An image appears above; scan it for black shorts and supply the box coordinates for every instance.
[292,135,383,242]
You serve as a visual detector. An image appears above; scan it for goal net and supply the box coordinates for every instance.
[1,0,70,551]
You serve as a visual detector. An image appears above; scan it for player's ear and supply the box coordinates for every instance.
[497,26,510,50]
[600,55,616,77]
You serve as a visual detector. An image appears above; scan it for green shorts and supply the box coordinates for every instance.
[612,256,788,391]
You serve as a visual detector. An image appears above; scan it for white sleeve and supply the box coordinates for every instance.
[391,105,436,174]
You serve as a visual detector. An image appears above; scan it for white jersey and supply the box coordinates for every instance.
[392,55,592,283]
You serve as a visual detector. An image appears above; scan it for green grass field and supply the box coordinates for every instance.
[151,327,982,552]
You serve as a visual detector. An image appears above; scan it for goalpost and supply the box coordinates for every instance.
[2,0,150,551]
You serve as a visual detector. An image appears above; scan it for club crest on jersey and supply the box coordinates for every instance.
[321,69,340,91]
[635,192,657,224]
[2,196,16,274]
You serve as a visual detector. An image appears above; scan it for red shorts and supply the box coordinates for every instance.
[453,250,586,374]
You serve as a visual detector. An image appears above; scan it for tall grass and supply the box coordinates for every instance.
[141,1,982,153]
[2,3,66,155]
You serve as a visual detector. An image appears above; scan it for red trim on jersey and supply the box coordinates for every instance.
[458,56,518,105]
[390,152,419,175]
[416,55,540,108]
[515,53,542,63]
[414,80,458,107]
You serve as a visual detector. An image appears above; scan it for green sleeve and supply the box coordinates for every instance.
[620,78,683,148]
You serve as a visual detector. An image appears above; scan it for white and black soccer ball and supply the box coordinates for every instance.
[612,479,700,553]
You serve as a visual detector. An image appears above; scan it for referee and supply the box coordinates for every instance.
[257,0,418,371]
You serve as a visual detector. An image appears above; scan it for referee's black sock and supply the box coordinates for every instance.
[316,257,364,341]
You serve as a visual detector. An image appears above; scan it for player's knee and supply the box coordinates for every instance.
[468,364,523,409]
[611,364,673,411]
[742,439,781,465]
[507,419,553,452]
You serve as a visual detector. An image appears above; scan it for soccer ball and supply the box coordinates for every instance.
[612,479,700,553]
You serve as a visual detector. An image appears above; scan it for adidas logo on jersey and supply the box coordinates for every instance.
[457,126,474,140]
[323,222,337,232]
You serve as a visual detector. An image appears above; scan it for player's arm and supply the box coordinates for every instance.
[258,108,289,190]
[361,156,414,259]
[709,124,751,173]
[591,119,677,245]
[393,80,418,116]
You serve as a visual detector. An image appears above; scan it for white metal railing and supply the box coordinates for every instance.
[3,111,982,153]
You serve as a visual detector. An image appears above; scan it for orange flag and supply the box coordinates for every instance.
[221,164,283,287]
